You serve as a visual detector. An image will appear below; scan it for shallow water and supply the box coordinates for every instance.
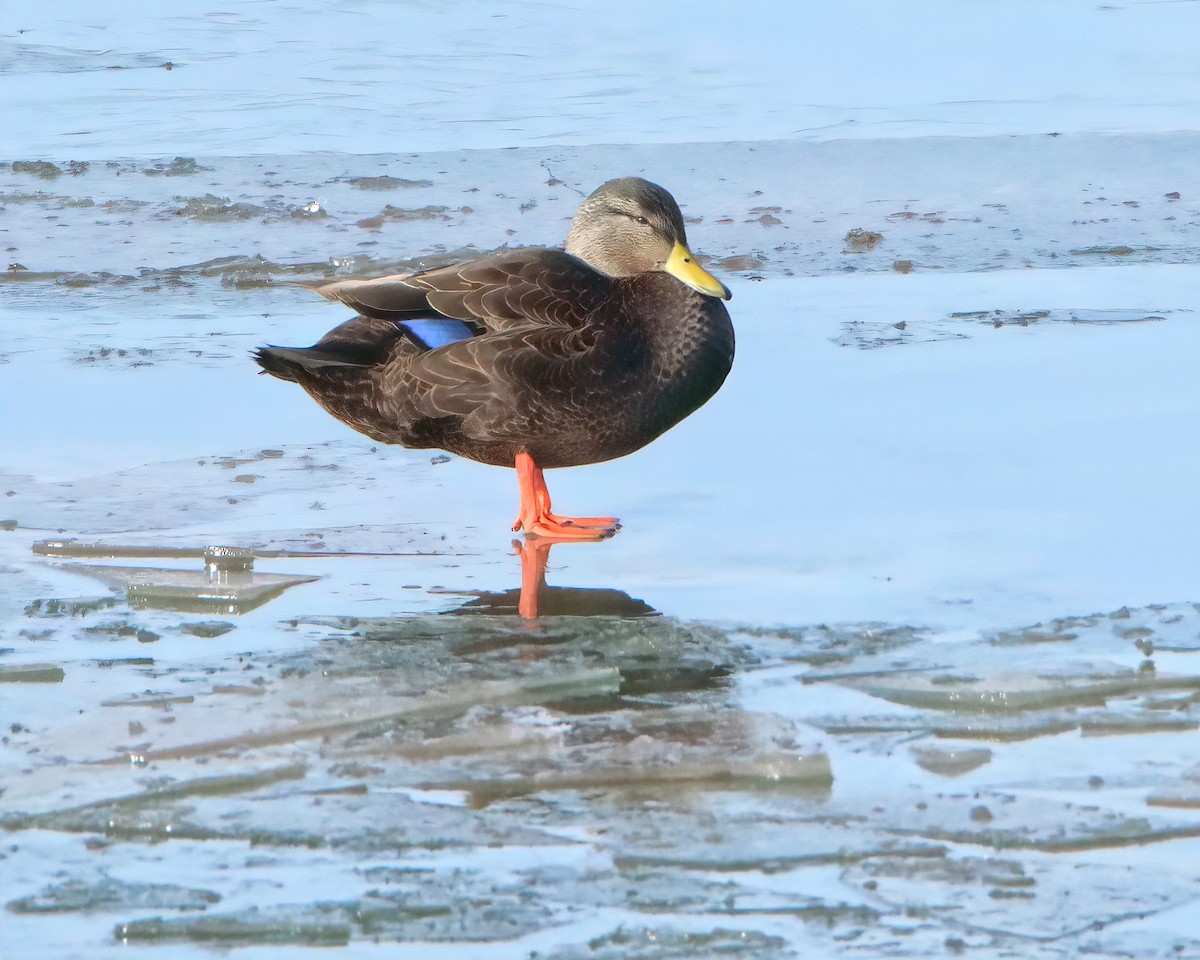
[6,0,1200,156]
[4,3,1200,958]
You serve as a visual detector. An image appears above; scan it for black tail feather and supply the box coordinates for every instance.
[252,345,364,381]
[252,346,303,382]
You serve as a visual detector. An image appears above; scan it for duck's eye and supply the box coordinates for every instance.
[633,215,650,225]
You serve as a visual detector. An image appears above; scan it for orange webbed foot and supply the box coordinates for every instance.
[512,514,619,541]
[528,516,620,541]
[544,511,620,530]
[512,451,621,542]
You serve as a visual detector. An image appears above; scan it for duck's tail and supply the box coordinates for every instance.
[252,346,308,382]
[253,315,430,387]
[252,342,380,382]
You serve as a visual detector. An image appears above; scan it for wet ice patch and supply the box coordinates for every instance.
[834,307,1174,350]
[8,876,220,914]
[4,136,1199,285]
[5,587,1200,957]
[2,442,473,550]
[544,926,793,960]
[0,41,175,75]
[845,853,1197,941]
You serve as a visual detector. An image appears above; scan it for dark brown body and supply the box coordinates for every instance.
[255,250,734,470]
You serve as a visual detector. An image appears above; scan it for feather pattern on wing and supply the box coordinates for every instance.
[310,251,609,333]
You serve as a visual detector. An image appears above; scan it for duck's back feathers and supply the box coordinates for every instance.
[309,250,609,334]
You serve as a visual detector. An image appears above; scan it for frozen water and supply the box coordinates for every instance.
[5,1,1200,156]
[5,1,1200,958]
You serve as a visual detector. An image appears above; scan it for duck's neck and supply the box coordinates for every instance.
[566,235,642,278]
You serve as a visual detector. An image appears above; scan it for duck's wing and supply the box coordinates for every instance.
[273,250,625,441]
[307,249,611,335]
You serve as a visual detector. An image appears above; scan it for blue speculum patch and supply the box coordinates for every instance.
[398,318,476,350]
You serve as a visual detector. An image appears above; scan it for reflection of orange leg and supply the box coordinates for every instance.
[511,451,620,540]
[516,537,551,620]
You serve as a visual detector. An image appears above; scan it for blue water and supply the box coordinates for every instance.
[5,0,1200,157]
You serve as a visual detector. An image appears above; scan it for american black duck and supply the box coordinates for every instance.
[254,177,734,540]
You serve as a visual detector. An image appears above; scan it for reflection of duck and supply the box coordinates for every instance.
[255,178,734,540]
[445,541,737,705]
[452,538,658,620]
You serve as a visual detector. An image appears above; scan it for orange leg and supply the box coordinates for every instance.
[511,451,620,541]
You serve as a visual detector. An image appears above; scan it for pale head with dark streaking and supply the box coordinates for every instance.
[565,177,732,300]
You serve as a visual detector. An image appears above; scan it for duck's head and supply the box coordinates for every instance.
[565,177,732,301]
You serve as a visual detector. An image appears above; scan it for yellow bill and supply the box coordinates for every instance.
[663,242,732,300]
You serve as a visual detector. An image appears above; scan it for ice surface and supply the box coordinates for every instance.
[844,852,1198,941]
[5,1,1200,957]
[3,136,1199,283]
[8,877,220,914]
[58,555,318,615]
